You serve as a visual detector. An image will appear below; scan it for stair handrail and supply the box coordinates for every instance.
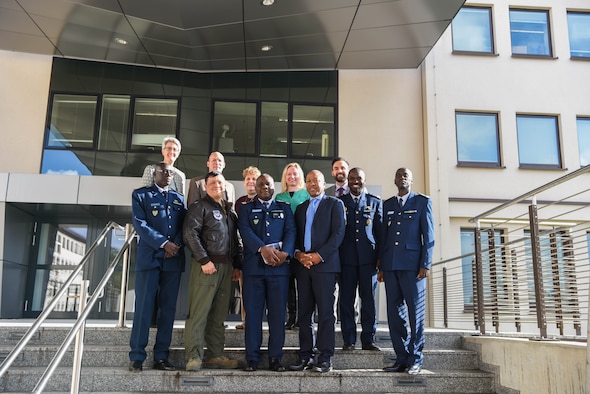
[0,221,125,380]
[33,227,137,393]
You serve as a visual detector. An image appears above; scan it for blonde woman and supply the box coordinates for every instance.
[275,163,310,329]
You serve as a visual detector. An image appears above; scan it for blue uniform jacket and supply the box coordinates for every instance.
[238,199,296,277]
[379,192,434,271]
[339,192,382,266]
[132,185,186,272]
[293,194,346,274]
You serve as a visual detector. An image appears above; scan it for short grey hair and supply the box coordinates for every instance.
[162,136,181,153]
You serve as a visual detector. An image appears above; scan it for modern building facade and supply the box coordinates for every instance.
[0,0,589,334]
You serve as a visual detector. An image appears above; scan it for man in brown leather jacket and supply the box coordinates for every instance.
[183,171,242,371]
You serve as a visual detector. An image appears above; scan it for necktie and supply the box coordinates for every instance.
[336,187,344,197]
[304,198,319,251]
[353,197,359,206]
[263,201,270,211]
[399,197,403,207]
[163,190,168,200]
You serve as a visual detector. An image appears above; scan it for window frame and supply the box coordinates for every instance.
[516,114,562,169]
[44,93,181,153]
[210,99,337,160]
[455,111,502,168]
[509,8,553,58]
[451,6,495,55]
[567,11,590,59]
[576,117,590,167]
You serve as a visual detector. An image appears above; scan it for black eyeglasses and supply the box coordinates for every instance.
[155,169,175,175]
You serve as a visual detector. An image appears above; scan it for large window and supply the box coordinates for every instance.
[43,93,179,175]
[452,6,494,54]
[516,115,561,168]
[577,117,590,166]
[47,94,97,149]
[509,9,552,56]
[212,100,336,159]
[567,12,590,58]
[455,112,500,166]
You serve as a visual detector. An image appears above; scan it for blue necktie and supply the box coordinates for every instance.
[304,198,319,251]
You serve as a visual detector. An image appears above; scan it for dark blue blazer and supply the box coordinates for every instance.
[238,199,296,277]
[339,192,382,266]
[293,194,346,273]
[379,191,435,271]
[132,185,186,272]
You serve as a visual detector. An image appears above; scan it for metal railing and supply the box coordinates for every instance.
[0,221,136,393]
[431,165,590,339]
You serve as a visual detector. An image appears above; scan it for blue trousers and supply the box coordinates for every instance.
[339,264,378,346]
[129,267,181,362]
[383,270,427,367]
[243,274,289,362]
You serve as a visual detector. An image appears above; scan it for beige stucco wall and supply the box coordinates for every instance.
[338,69,426,201]
[464,336,586,394]
[0,50,52,173]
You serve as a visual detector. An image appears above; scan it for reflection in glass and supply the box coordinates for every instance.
[452,7,494,53]
[455,112,500,165]
[213,101,256,154]
[510,9,551,56]
[292,105,335,158]
[99,95,130,151]
[260,102,288,157]
[48,94,97,148]
[567,12,590,58]
[131,98,178,150]
[516,115,560,166]
[41,149,93,175]
[32,224,87,313]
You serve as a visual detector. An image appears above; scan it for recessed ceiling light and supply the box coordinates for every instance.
[114,37,127,45]
[261,45,273,52]
[261,0,274,6]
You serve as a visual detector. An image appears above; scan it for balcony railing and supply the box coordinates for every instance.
[431,165,590,339]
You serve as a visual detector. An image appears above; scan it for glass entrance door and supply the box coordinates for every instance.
[25,223,88,318]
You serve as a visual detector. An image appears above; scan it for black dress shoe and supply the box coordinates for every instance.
[361,343,381,351]
[383,362,407,373]
[290,358,313,371]
[407,364,422,375]
[269,358,286,372]
[312,361,332,373]
[342,342,355,351]
[243,360,258,372]
[129,360,143,372]
[153,359,176,371]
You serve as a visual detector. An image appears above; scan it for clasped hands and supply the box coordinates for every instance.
[260,246,288,267]
[295,251,322,269]
[163,241,180,259]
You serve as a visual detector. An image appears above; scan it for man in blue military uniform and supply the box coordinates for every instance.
[380,167,435,375]
[339,167,382,352]
[129,161,186,372]
[238,174,296,372]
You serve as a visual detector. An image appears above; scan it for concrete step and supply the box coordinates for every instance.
[0,325,471,349]
[0,345,480,371]
[0,367,496,393]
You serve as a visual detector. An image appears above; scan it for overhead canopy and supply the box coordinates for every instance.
[0,0,464,71]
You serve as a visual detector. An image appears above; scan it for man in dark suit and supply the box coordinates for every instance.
[238,174,296,372]
[129,161,186,372]
[186,151,235,206]
[339,167,382,352]
[325,157,350,197]
[290,170,345,373]
[380,167,435,376]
